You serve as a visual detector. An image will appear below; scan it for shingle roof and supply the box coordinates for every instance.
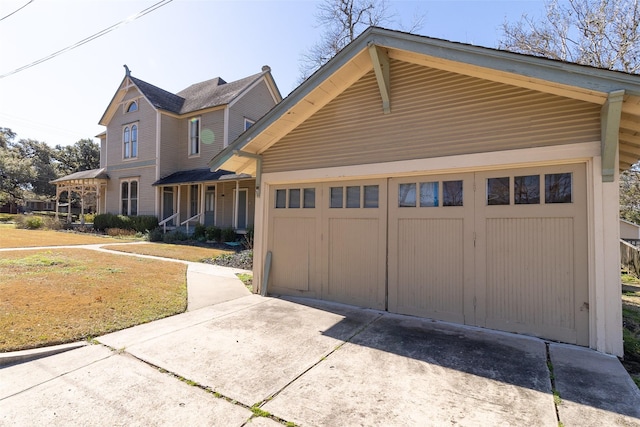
[50,168,109,183]
[152,168,236,186]
[131,71,263,116]
[129,76,185,114]
[176,73,262,113]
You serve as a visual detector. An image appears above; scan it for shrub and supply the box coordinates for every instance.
[147,227,164,242]
[206,226,222,242]
[163,230,188,243]
[130,215,158,233]
[43,217,62,230]
[193,223,207,240]
[222,227,237,242]
[24,216,44,229]
[0,214,15,222]
[93,214,158,233]
[82,213,96,224]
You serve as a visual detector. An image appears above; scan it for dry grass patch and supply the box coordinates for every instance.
[0,248,187,352]
[105,242,233,263]
[0,225,124,248]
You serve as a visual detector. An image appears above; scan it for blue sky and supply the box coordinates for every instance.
[0,0,548,147]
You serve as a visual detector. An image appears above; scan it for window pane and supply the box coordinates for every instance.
[275,189,286,208]
[398,183,416,207]
[289,189,301,208]
[515,175,540,204]
[443,180,463,206]
[346,186,360,208]
[122,200,128,215]
[131,200,137,216]
[130,181,138,198]
[303,188,315,208]
[419,182,438,207]
[364,185,379,208]
[127,102,138,112]
[131,125,138,157]
[545,173,572,203]
[330,187,343,208]
[121,182,128,198]
[487,177,510,205]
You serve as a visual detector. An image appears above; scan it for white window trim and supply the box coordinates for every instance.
[126,100,138,113]
[233,188,249,230]
[120,178,139,216]
[188,117,201,157]
[244,117,255,131]
[122,122,139,160]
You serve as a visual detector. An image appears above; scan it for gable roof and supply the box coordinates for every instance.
[129,76,185,114]
[50,168,109,183]
[210,26,640,175]
[99,66,281,125]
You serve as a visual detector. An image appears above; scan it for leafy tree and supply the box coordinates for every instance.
[500,0,640,73]
[55,138,100,176]
[0,143,34,206]
[298,0,424,81]
[0,128,16,149]
[621,169,640,224]
[15,139,58,197]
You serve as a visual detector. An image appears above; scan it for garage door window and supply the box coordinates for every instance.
[545,173,572,203]
[443,180,463,206]
[276,188,316,209]
[515,175,540,204]
[331,185,379,208]
[420,182,438,207]
[487,177,510,205]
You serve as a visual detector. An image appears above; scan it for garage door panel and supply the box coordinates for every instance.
[395,218,465,323]
[327,218,384,308]
[270,217,317,292]
[388,174,474,323]
[484,217,577,342]
[322,180,387,310]
[476,164,588,345]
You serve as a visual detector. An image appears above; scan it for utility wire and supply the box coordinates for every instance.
[0,0,173,79]
[0,0,34,22]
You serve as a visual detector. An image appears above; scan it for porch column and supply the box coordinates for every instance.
[234,180,240,229]
[176,185,181,226]
[200,183,205,224]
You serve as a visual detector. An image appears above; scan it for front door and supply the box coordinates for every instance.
[234,188,248,229]
[205,186,215,226]
[162,187,175,226]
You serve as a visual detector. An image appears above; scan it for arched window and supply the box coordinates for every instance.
[126,101,138,112]
[123,126,130,158]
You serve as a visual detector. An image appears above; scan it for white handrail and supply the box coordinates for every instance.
[159,212,178,233]
[180,213,201,235]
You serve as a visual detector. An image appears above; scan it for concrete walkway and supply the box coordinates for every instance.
[1,243,640,426]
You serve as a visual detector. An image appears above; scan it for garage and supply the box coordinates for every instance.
[209,27,640,355]
[266,164,588,345]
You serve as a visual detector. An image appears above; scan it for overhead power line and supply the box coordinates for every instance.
[0,0,173,79]
[0,0,34,22]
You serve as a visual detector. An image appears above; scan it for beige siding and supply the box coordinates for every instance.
[99,136,106,169]
[213,180,255,228]
[177,110,225,171]
[159,115,180,178]
[104,166,156,216]
[105,87,157,167]
[263,60,600,173]
[229,79,278,142]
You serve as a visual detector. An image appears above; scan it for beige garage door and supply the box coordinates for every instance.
[268,164,588,345]
[388,164,588,345]
[267,180,386,310]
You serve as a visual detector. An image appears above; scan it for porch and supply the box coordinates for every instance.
[153,169,255,233]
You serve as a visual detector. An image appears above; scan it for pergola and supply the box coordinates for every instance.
[50,168,109,222]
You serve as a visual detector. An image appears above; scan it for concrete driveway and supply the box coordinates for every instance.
[2,295,640,426]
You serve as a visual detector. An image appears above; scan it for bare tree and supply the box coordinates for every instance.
[500,0,640,73]
[298,0,424,82]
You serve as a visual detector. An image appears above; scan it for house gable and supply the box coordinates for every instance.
[262,60,601,174]
[211,27,640,176]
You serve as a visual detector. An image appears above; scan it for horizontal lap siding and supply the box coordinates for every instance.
[229,80,277,142]
[262,60,600,173]
[159,115,180,178]
[179,111,225,170]
[104,166,156,215]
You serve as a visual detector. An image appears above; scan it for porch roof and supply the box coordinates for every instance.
[50,168,109,184]
[152,168,236,186]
